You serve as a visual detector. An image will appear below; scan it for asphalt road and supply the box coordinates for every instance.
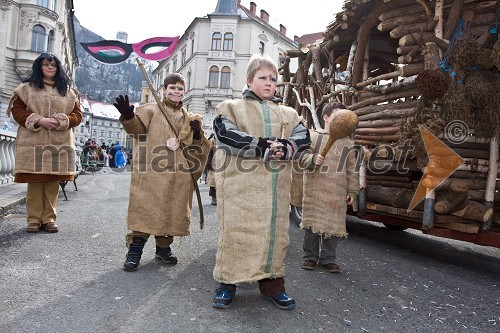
[0,169,498,333]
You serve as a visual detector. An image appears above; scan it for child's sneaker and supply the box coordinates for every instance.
[212,285,236,309]
[261,292,296,310]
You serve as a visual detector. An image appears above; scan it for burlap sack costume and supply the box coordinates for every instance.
[120,101,209,236]
[299,130,359,238]
[213,98,304,284]
[7,82,79,178]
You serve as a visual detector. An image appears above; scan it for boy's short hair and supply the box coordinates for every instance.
[163,73,185,88]
[246,54,278,81]
[322,101,346,117]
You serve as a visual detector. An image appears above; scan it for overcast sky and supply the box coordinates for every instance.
[73,0,344,43]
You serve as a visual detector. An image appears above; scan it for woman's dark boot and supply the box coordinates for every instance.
[123,237,146,271]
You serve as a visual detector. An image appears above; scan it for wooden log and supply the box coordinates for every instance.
[485,137,499,213]
[397,45,420,55]
[443,0,464,41]
[349,88,418,110]
[358,107,416,121]
[379,4,428,21]
[468,190,500,203]
[399,63,425,77]
[352,0,408,85]
[355,134,401,142]
[364,76,417,94]
[424,42,442,70]
[378,12,431,32]
[435,177,500,191]
[434,179,469,214]
[434,219,480,234]
[358,118,403,128]
[366,202,424,219]
[353,100,418,116]
[399,32,449,51]
[390,19,439,39]
[470,13,496,27]
[366,175,412,182]
[355,126,401,135]
[398,54,424,64]
[354,70,400,89]
[463,1,498,13]
[367,185,422,209]
[434,0,444,38]
[452,148,490,160]
[451,200,494,222]
[354,139,380,147]
[367,180,414,189]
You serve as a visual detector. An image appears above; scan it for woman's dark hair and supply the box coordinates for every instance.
[24,52,70,96]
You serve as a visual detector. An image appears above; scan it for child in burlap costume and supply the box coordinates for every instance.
[212,54,310,310]
[113,73,209,271]
[299,102,359,273]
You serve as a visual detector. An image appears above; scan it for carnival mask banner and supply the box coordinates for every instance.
[80,36,180,64]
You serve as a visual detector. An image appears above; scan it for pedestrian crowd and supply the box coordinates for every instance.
[7,52,359,311]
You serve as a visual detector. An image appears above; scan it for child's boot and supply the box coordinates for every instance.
[123,237,146,271]
[213,283,236,309]
[155,246,178,264]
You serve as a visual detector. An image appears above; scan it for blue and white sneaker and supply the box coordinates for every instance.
[212,286,236,309]
[261,292,296,310]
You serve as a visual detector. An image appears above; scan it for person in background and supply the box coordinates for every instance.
[108,143,116,168]
[211,54,310,310]
[6,52,82,233]
[299,102,359,273]
[113,73,209,271]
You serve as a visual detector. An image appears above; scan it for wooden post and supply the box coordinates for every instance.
[434,0,444,39]
[482,136,499,230]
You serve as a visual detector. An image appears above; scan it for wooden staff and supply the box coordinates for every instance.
[320,109,359,157]
[135,58,205,229]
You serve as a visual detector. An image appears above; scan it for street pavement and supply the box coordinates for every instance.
[0,168,499,333]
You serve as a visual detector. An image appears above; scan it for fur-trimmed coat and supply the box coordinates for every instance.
[7,82,82,182]
[120,101,209,236]
[299,130,359,238]
[212,95,310,284]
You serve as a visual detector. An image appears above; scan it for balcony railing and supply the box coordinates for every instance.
[0,130,16,184]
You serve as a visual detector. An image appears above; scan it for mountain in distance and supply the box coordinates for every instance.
[73,16,156,104]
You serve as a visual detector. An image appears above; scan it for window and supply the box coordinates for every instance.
[47,30,54,52]
[211,32,222,50]
[259,41,265,55]
[31,25,46,52]
[51,0,56,11]
[173,59,177,72]
[181,49,186,65]
[187,71,191,91]
[191,39,195,56]
[209,66,219,88]
[37,0,49,8]
[220,66,231,88]
[223,33,233,51]
[165,65,170,74]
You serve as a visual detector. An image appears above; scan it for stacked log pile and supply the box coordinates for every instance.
[280,0,499,236]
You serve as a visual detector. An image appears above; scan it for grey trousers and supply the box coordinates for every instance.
[302,228,339,265]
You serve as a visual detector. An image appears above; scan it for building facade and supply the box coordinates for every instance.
[150,0,298,132]
[0,0,78,129]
